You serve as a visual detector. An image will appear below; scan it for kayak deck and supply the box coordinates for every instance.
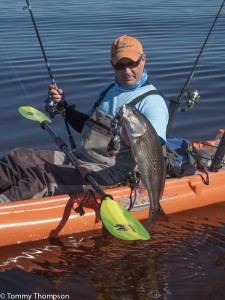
[1,168,225,247]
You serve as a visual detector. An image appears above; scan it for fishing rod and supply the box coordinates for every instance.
[166,0,225,136]
[24,0,76,148]
[209,131,225,172]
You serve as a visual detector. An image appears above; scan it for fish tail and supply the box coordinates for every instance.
[146,205,169,229]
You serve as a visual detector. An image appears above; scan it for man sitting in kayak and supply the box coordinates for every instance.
[0,35,168,203]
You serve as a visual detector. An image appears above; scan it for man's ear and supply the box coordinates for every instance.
[142,53,146,62]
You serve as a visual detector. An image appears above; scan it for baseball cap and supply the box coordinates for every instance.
[110,35,144,64]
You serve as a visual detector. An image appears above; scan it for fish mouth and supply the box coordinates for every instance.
[120,105,133,122]
[118,105,128,118]
[121,105,127,116]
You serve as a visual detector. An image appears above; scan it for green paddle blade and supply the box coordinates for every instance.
[100,197,150,240]
[19,106,51,123]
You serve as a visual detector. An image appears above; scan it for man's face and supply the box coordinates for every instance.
[112,54,146,87]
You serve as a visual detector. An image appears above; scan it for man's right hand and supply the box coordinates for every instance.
[48,84,65,103]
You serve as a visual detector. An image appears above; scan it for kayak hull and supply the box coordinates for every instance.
[1,168,225,247]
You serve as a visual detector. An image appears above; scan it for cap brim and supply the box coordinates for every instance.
[111,51,141,64]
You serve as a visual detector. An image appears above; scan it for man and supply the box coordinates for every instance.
[0,35,168,203]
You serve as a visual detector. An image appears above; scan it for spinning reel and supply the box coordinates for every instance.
[181,89,200,112]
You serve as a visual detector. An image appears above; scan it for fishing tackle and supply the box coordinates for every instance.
[167,0,225,136]
[24,0,76,148]
[44,98,66,119]
[181,89,200,112]
[23,1,56,94]
[44,100,59,118]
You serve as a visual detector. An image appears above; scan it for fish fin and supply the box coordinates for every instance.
[138,179,147,194]
[120,128,137,160]
[130,145,138,162]
[146,205,169,229]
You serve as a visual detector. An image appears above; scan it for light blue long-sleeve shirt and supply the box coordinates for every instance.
[90,70,169,144]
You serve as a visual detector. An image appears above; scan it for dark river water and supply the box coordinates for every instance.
[0,0,225,299]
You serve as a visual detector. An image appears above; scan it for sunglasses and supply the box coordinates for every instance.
[113,55,143,71]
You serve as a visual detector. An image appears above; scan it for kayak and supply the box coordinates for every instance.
[1,0,223,248]
[1,140,225,248]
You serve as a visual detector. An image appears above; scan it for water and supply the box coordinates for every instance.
[0,203,224,299]
[0,0,225,299]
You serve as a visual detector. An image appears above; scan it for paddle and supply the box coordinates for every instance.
[18,106,150,241]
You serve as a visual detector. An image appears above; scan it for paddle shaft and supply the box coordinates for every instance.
[19,105,151,240]
[40,120,109,199]
[166,0,225,136]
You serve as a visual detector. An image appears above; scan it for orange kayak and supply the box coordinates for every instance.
[1,160,225,247]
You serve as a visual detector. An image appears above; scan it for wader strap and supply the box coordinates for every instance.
[129,90,164,106]
[91,83,115,112]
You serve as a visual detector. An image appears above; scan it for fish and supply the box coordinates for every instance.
[119,104,168,228]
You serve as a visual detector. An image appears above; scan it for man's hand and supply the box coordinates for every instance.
[48,84,65,103]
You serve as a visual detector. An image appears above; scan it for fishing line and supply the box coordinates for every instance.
[0,39,36,107]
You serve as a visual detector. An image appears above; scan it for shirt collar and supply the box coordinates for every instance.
[114,69,148,92]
